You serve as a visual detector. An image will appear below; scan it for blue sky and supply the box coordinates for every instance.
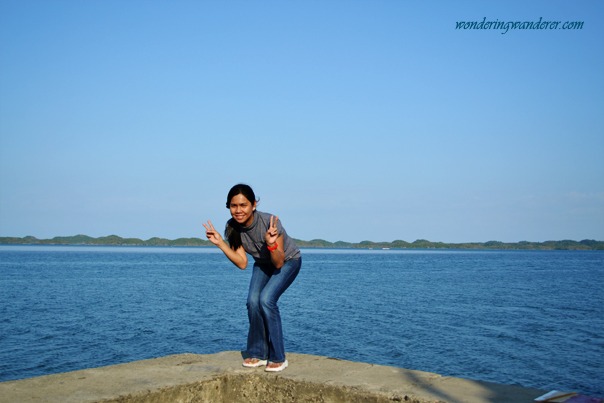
[1,0,603,243]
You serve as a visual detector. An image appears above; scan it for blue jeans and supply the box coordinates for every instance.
[245,257,301,363]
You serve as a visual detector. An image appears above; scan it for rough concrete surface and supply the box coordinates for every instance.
[0,351,547,403]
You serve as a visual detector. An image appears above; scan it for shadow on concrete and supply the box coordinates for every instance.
[397,366,544,403]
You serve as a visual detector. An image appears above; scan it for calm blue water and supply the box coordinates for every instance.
[0,246,602,396]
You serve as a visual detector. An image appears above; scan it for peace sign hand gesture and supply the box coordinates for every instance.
[203,220,223,246]
[265,215,279,246]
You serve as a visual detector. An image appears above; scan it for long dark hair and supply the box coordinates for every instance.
[225,184,257,250]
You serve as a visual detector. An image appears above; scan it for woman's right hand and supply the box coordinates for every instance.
[203,220,248,270]
[203,220,223,245]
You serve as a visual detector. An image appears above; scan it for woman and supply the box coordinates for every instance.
[203,184,301,372]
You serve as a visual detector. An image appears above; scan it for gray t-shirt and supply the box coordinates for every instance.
[232,211,301,265]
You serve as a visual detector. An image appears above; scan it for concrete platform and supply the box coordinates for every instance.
[0,351,547,402]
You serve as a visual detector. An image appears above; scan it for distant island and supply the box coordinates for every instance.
[1,235,603,250]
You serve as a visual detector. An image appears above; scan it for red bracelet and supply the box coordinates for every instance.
[267,242,278,252]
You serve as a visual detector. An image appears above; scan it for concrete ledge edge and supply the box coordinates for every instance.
[0,351,547,403]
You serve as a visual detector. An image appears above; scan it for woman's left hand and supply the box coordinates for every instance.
[265,215,279,246]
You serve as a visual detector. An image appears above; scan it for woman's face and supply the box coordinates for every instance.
[229,193,256,226]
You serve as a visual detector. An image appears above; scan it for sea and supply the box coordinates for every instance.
[0,245,602,397]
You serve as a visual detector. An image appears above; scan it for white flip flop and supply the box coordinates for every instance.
[242,358,268,368]
[265,360,288,372]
